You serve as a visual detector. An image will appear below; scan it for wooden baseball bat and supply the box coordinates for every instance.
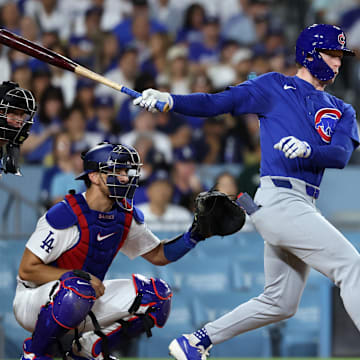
[0,29,169,112]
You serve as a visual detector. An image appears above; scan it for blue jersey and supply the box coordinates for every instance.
[173,72,360,186]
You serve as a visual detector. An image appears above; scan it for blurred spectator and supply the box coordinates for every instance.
[21,86,64,165]
[120,109,173,164]
[0,44,10,84]
[148,0,183,36]
[309,0,357,24]
[231,47,253,84]
[183,72,214,130]
[73,78,97,123]
[138,169,193,232]
[0,2,21,33]
[11,61,32,90]
[171,146,205,211]
[63,105,102,153]
[214,171,239,198]
[132,134,168,204]
[154,68,192,152]
[236,142,261,198]
[112,0,166,48]
[87,95,121,143]
[166,45,191,94]
[141,31,170,78]
[49,43,77,107]
[188,15,222,73]
[68,6,105,69]
[116,72,156,132]
[221,0,257,45]
[49,146,86,205]
[95,46,139,109]
[19,16,40,42]
[200,116,228,164]
[24,0,71,41]
[39,131,76,208]
[96,31,120,74]
[40,30,60,49]
[30,67,52,104]
[207,39,238,90]
[175,3,205,44]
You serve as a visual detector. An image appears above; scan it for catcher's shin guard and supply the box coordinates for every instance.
[74,274,172,359]
[28,271,96,356]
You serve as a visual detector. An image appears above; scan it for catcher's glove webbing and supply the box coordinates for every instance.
[192,190,246,238]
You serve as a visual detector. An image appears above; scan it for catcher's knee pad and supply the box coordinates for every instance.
[131,273,172,327]
[30,271,96,356]
[85,274,172,359]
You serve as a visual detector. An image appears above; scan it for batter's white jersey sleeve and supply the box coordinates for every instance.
[120,221,161,260]
[26,214,79,264]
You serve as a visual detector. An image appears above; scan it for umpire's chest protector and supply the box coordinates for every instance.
[47,193,140,280]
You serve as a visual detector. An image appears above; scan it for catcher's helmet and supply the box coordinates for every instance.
[0,81,36,145]
[76,142,142,210]
[296,24,355,81]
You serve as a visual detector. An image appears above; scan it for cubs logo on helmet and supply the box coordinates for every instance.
[314,108,341,143]
[338,33,345,46]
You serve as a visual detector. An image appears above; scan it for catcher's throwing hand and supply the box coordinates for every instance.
[274,136,311,159]
[192,190,246,238]
[133,89,174,113]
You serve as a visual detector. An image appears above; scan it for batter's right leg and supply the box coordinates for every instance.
[169,243,310,359]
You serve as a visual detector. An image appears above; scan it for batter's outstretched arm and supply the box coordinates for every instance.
[171,92,236,117]
[134,88,245,117]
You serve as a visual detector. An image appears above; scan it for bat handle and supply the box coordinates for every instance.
[120,86,170,112]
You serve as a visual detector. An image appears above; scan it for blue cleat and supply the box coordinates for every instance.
[21,338,53,360]
[169,334,212,360]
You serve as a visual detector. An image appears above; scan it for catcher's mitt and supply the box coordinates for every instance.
[192,190,246,238]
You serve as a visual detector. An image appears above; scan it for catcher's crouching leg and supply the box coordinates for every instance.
[72,274,172,360]
[22,271,96,359]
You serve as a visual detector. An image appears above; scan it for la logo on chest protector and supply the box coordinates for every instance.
[314,108,342,143]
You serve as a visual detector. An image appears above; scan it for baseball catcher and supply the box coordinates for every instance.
[0,81,36,176]
[15,142,246,360]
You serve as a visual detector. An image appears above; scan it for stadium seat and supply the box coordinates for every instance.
[138,292,195,357]
[162,255,232,294]
[105,252,158,280]
[191,292,269,357]
[280,270,332,357]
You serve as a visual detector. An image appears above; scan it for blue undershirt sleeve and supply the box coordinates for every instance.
[309,131,355,168]
[163,231,204,262]
[172,91,235,117]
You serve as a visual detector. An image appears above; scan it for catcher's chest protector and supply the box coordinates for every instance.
[49,193,133,280]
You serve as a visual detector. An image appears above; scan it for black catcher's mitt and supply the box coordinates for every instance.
[192,190,246,238]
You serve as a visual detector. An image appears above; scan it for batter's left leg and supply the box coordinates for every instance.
[169,241,309,360]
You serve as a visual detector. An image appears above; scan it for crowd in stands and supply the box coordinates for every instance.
[1,0,360,231]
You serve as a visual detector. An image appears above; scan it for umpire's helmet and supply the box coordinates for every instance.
[0,81,36,145]
[296,24,355,81]
[76,142,142,210]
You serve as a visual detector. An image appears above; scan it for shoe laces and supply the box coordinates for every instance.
[196,344,212,359]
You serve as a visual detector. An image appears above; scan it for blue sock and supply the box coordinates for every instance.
[192,327,212,348]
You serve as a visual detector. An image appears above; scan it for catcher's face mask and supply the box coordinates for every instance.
[76,143,142,211]
[0,84,36,145]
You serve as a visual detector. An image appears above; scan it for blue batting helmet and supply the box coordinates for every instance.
[76,142,142,210]
[296,24,355,81]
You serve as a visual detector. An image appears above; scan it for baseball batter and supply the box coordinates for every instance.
[134,24,360,359]
[15,142,211,360]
